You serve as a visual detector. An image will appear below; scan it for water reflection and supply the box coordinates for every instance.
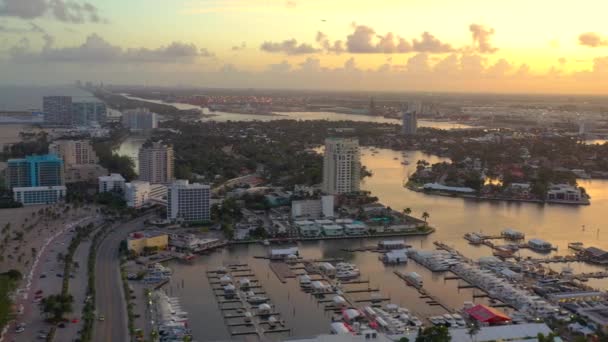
[114,110,608,339]
[121,94,475,129]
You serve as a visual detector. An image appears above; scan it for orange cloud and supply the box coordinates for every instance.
[578,32,608,47]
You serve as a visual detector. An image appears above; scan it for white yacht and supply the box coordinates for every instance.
[299,274,312,288]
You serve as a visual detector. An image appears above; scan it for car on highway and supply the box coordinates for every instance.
[15,323,25,333]
[98,314,105,321]
[39,273,47,278]
[56,273,62,278]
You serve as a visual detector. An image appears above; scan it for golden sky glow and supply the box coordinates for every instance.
[1,0,608,93]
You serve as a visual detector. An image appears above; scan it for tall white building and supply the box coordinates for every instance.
[322,137,361,195]
[49,140,99,167]
[122,108,158,131]
[98,173,126,193]
[291,196,334,220]
[124,181,151,208]
[402,110,417,135]
[167,180,211,223]
[138,141,174,185]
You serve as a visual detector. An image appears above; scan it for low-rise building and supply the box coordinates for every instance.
[344,222,368,235]
[291,196,334,220]
[546,184,587,203]
[169,234,222,253]
[295,220,321,237]
[322,224,343,237]
[13,186,66,205]
[98,173,126,193]
[125,181,151,208]
[127,231,168,255]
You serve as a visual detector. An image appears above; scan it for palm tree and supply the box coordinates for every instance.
[403,207,412,216]
[40,294,74,322]
[421,211,430,224]
[467,320,480,342]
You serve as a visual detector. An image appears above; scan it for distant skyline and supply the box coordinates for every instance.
[1,0,608,94]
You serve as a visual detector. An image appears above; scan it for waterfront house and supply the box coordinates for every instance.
[314,219,334,226]
[546,184,588,204]
[334,218,354,225]
[295,220,321,237]
[322,224,344,237]
[344,222,368,235]
[384,224,418,232]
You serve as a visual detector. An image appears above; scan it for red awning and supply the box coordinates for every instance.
[466,304,511,324]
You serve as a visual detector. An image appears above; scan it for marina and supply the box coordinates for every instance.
[206,264,291,339]
[147,148,608,340]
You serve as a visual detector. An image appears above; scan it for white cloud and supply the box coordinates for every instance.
[10,33,214,63]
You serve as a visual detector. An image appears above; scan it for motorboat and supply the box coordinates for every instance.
[268,316,278,328]
[299,274,312,288]
[403,272,423,288]
[336,270,359,280]
[247,293,269,304]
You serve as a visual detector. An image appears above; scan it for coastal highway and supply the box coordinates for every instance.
[93,214,152,342]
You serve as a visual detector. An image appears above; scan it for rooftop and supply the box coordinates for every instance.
[128,230,167,240]
[99,173,125,181]
[9,154,63,163]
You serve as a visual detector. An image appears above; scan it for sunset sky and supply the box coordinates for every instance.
[1,0,608,93]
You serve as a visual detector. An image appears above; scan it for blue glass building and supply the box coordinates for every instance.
[6,154,65,189]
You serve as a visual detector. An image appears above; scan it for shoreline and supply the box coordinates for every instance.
[406,184,591,206]
[228,227,435,245]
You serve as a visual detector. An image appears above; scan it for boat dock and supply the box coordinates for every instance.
[206,264,291,339]
[394,270,452,312]
[269,262,295,283]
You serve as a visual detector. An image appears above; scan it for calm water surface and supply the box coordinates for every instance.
[121,94,474,129]
[161,147,608,341]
